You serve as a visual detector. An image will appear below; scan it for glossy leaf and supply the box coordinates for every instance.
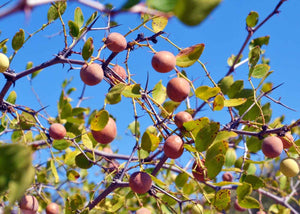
[68,21,79,38]
[195,86,220,101]
[47,2,67,22]
[82,37,94,61]
[175,172,189,187]
[152,80,167,105]
[223,98,247,107]
[147,0,177,12]
[249,36,270,49]
[74,7,84,28]
[53,139,72,150]
[176,44,205,67]
[174,0,221,26]
[122,84,141,98]
[214,189,231,211]
[6,90,17,104]
[225,148,236,167]
[251,64,270,78]
[195,121,220,152]
[105,83,126,104]
[152,16,168,33]
[90,109,109,131]
[246,11,259,27]
[141,130,160,152]
[213,94,224,111]
[12,29,25,51]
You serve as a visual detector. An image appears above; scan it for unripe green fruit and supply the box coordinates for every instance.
[280,157,299,177]
[129,171,152,194]
[46,202,59,214]
[192,159,207,182]
[19,195,39,214]
[92,117,117,144]
[166,77,190,102]
[279,133,294,149]
[163,135,184,159]
[222,172,233,182]
[49,123,66,140]
[80,63,104,86]
[262,136,283,158]
[0,53,9,73]
[151,51,176,73]
[105,32,127,52]
[174,111,193,129]
[112,64,127,80]
[136,207,151,214]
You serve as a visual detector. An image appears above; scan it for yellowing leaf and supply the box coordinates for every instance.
[152,16,168,33]
[176,44,204,67]
[90,110,109,131]
[223,98,247,107]
[50,159,59,183]
[195,86,220,101]
[213,94,224,111]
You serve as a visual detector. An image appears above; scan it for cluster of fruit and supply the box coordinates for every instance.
[19,195,59,214]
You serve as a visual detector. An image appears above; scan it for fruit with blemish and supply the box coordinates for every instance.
[80,63,104,86]
[166,77,190,102]
[192,159,208,182]
[222,172,233,182]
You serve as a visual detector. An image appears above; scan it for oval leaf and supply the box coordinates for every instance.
[196,86,220,101]
[90,110,109,131]
[52,139,72,150]
[195,121,220,152]
[175,172,189,187]
[12,29,25,51]
[251,64,270,78]
[214,189,231,211]
[176,44,204,67]
[105,83,126,105]
[213,94,224,111]
[122,84,141,98]
[152,80,167,105]
[68,20,79,38]
[6,90,17,104]
[152,16,168,33]
[223,98,247,107]
[205,153,225,179]
[141,131,160,152]
[67,170,80,181]
[246,11,259,28]
[75,153,93,169]
[74,7,84,28]
[82,37,94,61]
[47,2,67,22]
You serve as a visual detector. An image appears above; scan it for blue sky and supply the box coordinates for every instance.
[0,0,300,169]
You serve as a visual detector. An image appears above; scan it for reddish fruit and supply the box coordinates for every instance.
[80,63,104,86]
[192,159,208,182]
[279,133,294,149]
[102,147,113,154]
[256,211,266,214]
[163,135,184,159]
[105,32,127,52]
[234,200,246,212]
[136,207,151,214]
[112,64,127,80]
[151,51,176,73]
[92,117,117,144]
[222,172,233,182]
[166,77,190,102]
[174,111,193,129]
[19,195,39,214]
[46,202,59,214]
[262,136,283,158]
[129,171,152,194]
[49,123,66,140]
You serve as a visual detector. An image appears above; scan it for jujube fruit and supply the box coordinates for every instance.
[0,53,9,73]
[19,195,39,214]
[174,111,193,129]
[222,172,233,182]
[166,77,190,102]
[49,123,66,140]
[92,117,117,144]
[279,133,294,149]
[280,157,299,177]
[234,200,246,212]
[151,51,176,73]
[129,171,152,194]
[192,159,208,182]
[80,63,104,86]
[112,64,127,80]
[163,135,184,159]
[46,202,59,214]
[261,136,283,158]
[256,211,266,214]
[136,207,151,214]
[105,32,127,52]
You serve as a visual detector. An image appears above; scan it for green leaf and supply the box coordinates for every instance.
[152,80,167,105]
[19,111,36,130]
[12,29,25,51]
[227,80,244,99]
[246,11,259,28]
[214,189,231,211]
[81,131,93,149]
[75,153,93,169]
[127,121,140,138]
[236,182,252,201]
[85,11,98,27]
[183,117,210,137]
[176,44,205,67]
[147,0,177,12]
[161,100,180,118]
[246,137,262,153]
[0,39,9,49]
[152,16,168,33]
[218,75,234,95]
[122,84,141,98]
[239,196,260,209]
[61,102,72,119]
[206,141,228,160]
[6,91,17,104]
[74,7,84,28]
[251,64,270,78]
[47,2,67,22]
[224,148,236,167]
[90,110,109,131]
[82,37,94,61]
[175,172,189,187]
[213,94,224,111]
[206,154,225,179]
[196,86,220,101]
[223,98,247,107]
[67,170,80,181]
[50,159,59,183]
[105,84,126,104]
[195,121,220,152]
[53,139,72,150]
[227,54,242,67]
[141,130,160,152]
[261,82,273,93]
[249,36,270,50]
[68,20,79,38]
[122,0,140,9]
[214,131,238,143]
[242,175,264,190]
[248,46,260,68]
[174,0,221,26]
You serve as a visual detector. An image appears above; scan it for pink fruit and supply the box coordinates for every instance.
[166,77,190,102]
[163,135,184,159]
[80,63,104,86]
[261,136,283,158]
[105,32,127,52]
[129,171,152,194]
[174,111,193,129]
[49,123,66,140]
[92,117,117,144]
[151,51,176,73]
